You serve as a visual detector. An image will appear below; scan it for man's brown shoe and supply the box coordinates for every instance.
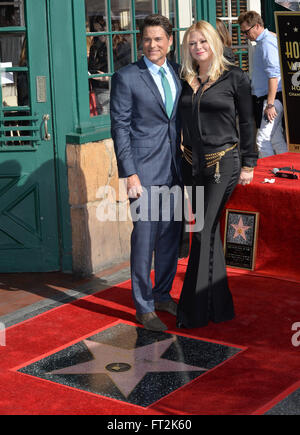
[136,311,167,332]
[154,299,178,316]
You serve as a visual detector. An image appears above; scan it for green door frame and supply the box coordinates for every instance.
[45,0,79,272]
[0,0,61,272]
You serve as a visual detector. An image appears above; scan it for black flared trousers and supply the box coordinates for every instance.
[177,148,241,328]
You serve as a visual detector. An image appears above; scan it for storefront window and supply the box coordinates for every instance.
[85,0,197,118]
[0,0,25,27]
[0,1,27,110]
[0,0,32,148]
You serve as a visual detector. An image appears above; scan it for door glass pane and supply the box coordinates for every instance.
[157,0,176,27]
[111,0,132,30]
[88,40,110,116]
[2,70,29,107]
[89,76,110,116]
[135,0,153,59]
[86,1,109,118]
[88,33,109,75]
[0,32,26,66]
[87,21,110,117]
[135,0,153,30]
[113,33,132,71]
[85,0,106,23]
[177,0,194,28]
[0,0,25,27]
[1,32,28,107]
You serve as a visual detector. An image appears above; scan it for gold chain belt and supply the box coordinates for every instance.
[205,143,237,183]
[183,143,238,184]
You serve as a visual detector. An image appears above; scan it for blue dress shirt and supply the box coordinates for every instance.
[143,56,177,104]
[252,29,282,98]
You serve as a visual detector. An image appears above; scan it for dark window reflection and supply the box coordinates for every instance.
[0,1,24,27]
[135,0,152,30]
[1,35,28,109]
[88,16,108,75]
[2,71,28,107]
[0,33,26,66]
[112,22,132,71]
[135,0,153,58]
[87,15,110,116]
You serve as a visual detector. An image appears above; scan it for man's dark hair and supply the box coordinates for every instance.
[140,14,173,38]
[238,11,264,27]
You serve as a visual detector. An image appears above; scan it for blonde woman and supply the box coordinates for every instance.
[177,21,257,329]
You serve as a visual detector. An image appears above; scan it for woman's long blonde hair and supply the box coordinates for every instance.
[181,20,232,84]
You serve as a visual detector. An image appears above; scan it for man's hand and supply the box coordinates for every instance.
[264,105,277,123]
[127,174,143,199]
[265,77,279,122]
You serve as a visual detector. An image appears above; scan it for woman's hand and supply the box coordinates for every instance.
[238,168,254,186]
[94,70,109,82]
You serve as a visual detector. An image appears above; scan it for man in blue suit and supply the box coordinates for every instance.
[110,14,182,332]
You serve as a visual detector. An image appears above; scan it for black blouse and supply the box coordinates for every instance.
[179,66,258,175]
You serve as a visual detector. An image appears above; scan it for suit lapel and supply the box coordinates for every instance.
[168,61,182,119]
[138,58,166,114]
[137,57,182,119]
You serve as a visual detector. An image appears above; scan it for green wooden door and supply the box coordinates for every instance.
[0,0,60,272]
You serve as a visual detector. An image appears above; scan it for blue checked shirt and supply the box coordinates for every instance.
[252,29,282,98]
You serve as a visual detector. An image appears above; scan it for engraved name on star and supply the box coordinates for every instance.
[231,216,251,241]
[48,337,207,398]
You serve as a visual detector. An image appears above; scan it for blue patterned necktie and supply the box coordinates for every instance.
[159,67,174,118]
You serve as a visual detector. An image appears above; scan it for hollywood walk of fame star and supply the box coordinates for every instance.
[231,217,251,241]
[48,337,207,398]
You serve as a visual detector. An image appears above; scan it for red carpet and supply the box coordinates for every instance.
[1,263,299,415]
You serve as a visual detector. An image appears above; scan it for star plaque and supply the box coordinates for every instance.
[17,323,243,407]
[224,209,259,270]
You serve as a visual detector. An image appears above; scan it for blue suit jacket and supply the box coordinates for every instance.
[110,58,182,186]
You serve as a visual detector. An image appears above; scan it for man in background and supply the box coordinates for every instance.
[238,11,287,157]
